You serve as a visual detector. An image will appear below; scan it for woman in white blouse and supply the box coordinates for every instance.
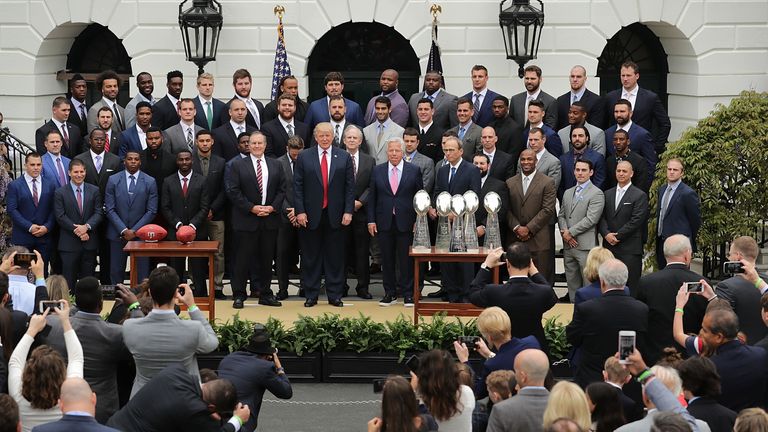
[9,300,83,432]
[411,350,475,432]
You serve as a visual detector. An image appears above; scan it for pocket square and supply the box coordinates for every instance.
[106,169,114,172]
[622,202,632,205]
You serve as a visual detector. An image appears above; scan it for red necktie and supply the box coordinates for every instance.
[76,187,83,214]
[321,150,329,209]
[256,159,263,199]
[32,178,39,207]
[105,133,110,152]
[182,177,188,197]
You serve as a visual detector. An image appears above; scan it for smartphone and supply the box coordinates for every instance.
[458,336,481,349]
[405,354,420,373]
[178,285,186,296]
[685,282,703,293]
[100,285,116,301]
[499,252,507,262]
[373,378,386,393]
[618,330,636,364]
[13,252,36,269]
[39,300,64,314]
[723,261,745,274]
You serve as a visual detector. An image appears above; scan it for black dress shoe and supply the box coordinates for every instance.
[276,289,288,300]
[356,288,373,300]
[304,298,318,307]
[427,289,447,298]
[328,298,344,307]
[214,290,226,300]
[232,298,244,309]
[259,296,282,307]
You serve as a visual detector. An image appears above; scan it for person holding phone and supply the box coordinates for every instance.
[368,376,437,432]
[1,248,49,316]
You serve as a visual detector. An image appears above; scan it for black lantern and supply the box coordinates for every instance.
[179,0,223,76]
[499,0,545,78]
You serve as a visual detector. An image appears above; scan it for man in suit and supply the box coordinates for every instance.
[105,151,158,284]
[559,126,606,199]
[220,68,265,130]
[507,148,557,286]
[557,101,606,156]
[86,70,125,134]
[262,93,310,158]
[556,65,606,130]
[605,99,658,177]
[213,99,257,161]
[35,96,83,158]
[490,95,525,164]
[446,97,482,161]
[510,65,557,128]
[67,74,89,138]
[294,123,355,307]
[263,75,308,123]
[559,160,605,301]
[523,99,563,158]
[605,61,671,154]
[193,72,226,131]
[7,153,57,272]
[412,98,445,163]
[41,130,71,188]
[54,158,103,292]
[305,72,365,130]
[367,137,423,306]
[32,377,121,432]
[479,127,515,182]
[122,266,219,397]
[152,70,184,131]
[403,128,435,193]
[343,126,375,300]
[602,357,644,422]
[470,244,557,352]
[275,136,304,300]
[118,101,153,159]
[94,106,121,155]
[124,71,155,130]
[600,161,650,294]
[655,158,701,269]
[163,98,204,155]
[365,69,408,127]
[463,65,501,128]
[473,154,510,248]
[677,356,738,432]
[362,97,405,165]
[226,132,285,308]
[140,127,177,202]
[604,129,649,193]
[486,349,550,432]
[328,95,353,149]
[636,235,707,364]
[566,259,649,387]
[408,70,458,130]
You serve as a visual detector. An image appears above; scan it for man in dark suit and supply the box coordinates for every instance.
[490,95,525,164]
[263,75,308,123]
[556,65,606,130]
[163,98,204,155]
[67,74,89,138]
[636,235,707,364]
[86,70,125,135]
[605,61,671,154]
[220,68,265,130]
[474,154,510,248]
[677,356,737,432]
[304,71,364,130]
[509,65,557,128]
[32,377,121,432]
[105,151,158,284]
[294,123,355,307]
[275,136,304,300]
[161,151,210,296]
[408,70,458,130]
[655,158,701,269]
[558,126,606,199]
[328,96,354,149]
[566,259,649,387]
[226,132,285,308]
[447,98,482,161]
[118,101,153,159]
[343,127,374,300]
[463,65,501,128]
[35,96,83,159]
[479,127,515,182]
[152,70,184,131]
[193,72,226,131]
[94,106,122,156]
[140,127,177,202]
[523,99,563,158]
[604,129,649,193]
[605,99,657,177]
[600,161,649,294]
[54,158,103,293]
[262,93,310,158]
[364,69,409,127]
[367,137,423,306]
[213,99,257,161]
[413,98,446,163]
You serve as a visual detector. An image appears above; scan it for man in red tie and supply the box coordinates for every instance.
[96,106,120,155]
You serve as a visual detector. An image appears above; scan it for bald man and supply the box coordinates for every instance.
[487,349,550,432]
[31,378,120,432]
[364,69,408,127]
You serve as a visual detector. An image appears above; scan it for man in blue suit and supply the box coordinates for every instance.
[463,65,500,128]
[294,122,355,307]
[604,99,657,177]
[655,158,701,268]
[558,126,606,199]
[31,377,121,432]
[7,153,57,273]
[105,151,158,284]
[41,131,71,187]
[304,72,364,130]
[367,137,423,307]
[118,101,152,159]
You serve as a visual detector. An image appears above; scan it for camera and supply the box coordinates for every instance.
[13,253,36,269]
[100,285,116,301]
[723,261,745,275]
[458,335,481,349]
[684,282,703,293]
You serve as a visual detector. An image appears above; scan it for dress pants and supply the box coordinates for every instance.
[300,210,345,301]
[614,251,643,297]
[232,229,278,301]
[60,248,97,294]
[655,238,667,270]
[378,215,413,297]
[206,219,226,290]
[276,222,301,293]
[96,224,111,284]
[346,216,370,290]
[563,248,588,301]
[109,239,149,285]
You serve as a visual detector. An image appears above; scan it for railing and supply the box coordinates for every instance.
[0,127,35,178]
[702,219,768,281]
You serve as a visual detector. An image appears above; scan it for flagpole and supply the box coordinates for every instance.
[271,5,293,100]
[426,4,445,89]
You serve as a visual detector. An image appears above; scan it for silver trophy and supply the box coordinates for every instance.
[463,191,480,251]
[483,191,503,249]
[434,192,453,250]
[449,194,467,252]
[413,190,432,250]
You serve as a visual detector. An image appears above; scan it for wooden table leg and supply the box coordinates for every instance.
[129,253,138,287]
[413,257,421,325]
[208,253,215,321]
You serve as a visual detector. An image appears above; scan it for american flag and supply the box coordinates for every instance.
[426,18,445,89]
[270,17,292,100]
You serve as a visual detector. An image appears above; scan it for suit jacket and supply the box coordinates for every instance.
[433,159,481,203]
[556,88,606,130]
[221,96,266,130]
[463,89,501,128]
[102,130,121,156]
[716,276,768,346]
[54,182,103,251]
[350,152,375,224]
[477,176,510,242]
[362,119,405,164]
[522,150,561,192]
[558,148,606,198]
[605,87,671,152]
[708,339,768,411]
[486,150,515,182]
[604,151,649,193]
[304,96,364,130]
[87,99,125,134]
[486,387,550,432]
[655,181,701,248]
[41,152,71,188]
[506,171,556,251]
[293,146,355,230]
[605,123,657,178]
[446,123,482,161]
[75,151,122,198]
[599,184,649,255]
[163,123,204,155]
[161,171,210,239]
[104,171,158,240]
[686,397,737,432]
[277,154,296,223]
[367,161,423,232]
[523,124,563,158]
[141,148,177,201]
[408,89,458,130]
[225,156,285,231]
[566,290,649,387]
[261,118,310,158]
[510,90,557,128]
[491,116,525,164]
[32,414,120,432]
[68,97,89,137]
[557,122,606,156]
[470,271,557,353]
[118,126,145,159]
[152,95,181,131]
[416,122,445,163]
[6,176,57,245]
[263,96,308,123]
[212,123,258,162]
[558,182,604,251]
[365,90,409,127]
[35,120,83,159]
[405,151,434,194]
[192,154,227,220]
[193,96,227,130]
[123,93,154,130]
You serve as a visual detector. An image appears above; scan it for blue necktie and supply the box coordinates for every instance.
[449,166,457,185]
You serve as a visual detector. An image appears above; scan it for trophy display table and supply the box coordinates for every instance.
[123,240,219,321]
[409,247,500,324]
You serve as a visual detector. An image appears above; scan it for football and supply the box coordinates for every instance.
[135,224,167,242]
[176,225,196,244]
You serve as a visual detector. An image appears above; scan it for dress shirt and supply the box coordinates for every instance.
[177,171,196,230]
[535,149,545,161]
[90,150,105,171]
[317,145,331,176]
[473,87,489,102]
[330,120,346,138]
[404,150,417,163]
[618,119,634,132]
[8,274,36,315]
[418,121,434,135]
[525,89,542,113]
[126,170,141,192]
[230,120,247,135]
[23,173,42,200]
[198,95,214,119]
[660,179,682,211]
[180,121,196,137]
[621,85,639,111]
[136,125,147,150]
[348,151,359,176]
[570,87,587,103]
[236,95,260,127]
[250,154,269,205]
[522,170,537,194]
[615,181,631,209]
[70,97,87,120]
[166,94,180,110]
[51,118,68,138]
[102,97,122,123]
[278,116,295,135]
[424,88,442,101]
[484,148,496,164]
[448,160,462,182]
[388,160,404,184]
[481,173,487,188]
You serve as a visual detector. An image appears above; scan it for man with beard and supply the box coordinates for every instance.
[556,101,606,156]
[152,70,184,130]
[95,106,121,155]
[558,126,605,199]
[523,100,562,158]
[140,127,176,203]
[124,72,155,130]
[262,93,310,158]
[305,71,364,129]
[328,95,354,149]
[221,68,265,130]
[604,99,657,176]
[510,65,557,128]
[87,70,125,134]
[604,129,649,192]
[408,70,458,130]
[365,69,408,127]
[489,95,524,164]
[362,97,405,165]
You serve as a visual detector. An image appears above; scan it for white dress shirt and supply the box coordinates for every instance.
[250,154,269,205]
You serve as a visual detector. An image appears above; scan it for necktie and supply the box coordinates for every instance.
[76,187,83,214]
[182,177,188,197]
[615,188,624,210]
[129,175,136,193]
[420,128,425,135]
[290,159,294,174]
[246,99,259,128]
[186,127,193,151]
[449,166,457,185]
[571,93,578,104]
[523,176,530,195]
[334,124,340,143]
[55,157,66,187]
[256,158,263,199]
[573,185,583,209]
[458,127,466,140]
[104,133,111,152]
[202,158,209,176]
[659,185,673,234]
[32,178,39,206]
[321,150,329,209]
[112,103,123,129]
[206,102,213,130]
[61,123,69,145]
[286,124,294,137]
[237,125,244,134]
[351,155,357,179]
[79,105,87,121]
[377,124,385,147]
[390,167,399,195]
[473,93,481,122]
[95,155,102,173]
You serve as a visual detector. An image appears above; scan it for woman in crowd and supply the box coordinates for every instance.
[734,408,768,432]
[543,381,592,431]
[574,247,622,304]
[411,349,475,432]
[45,275,69,302]
[586,381,625,432]
[368,375,437,432]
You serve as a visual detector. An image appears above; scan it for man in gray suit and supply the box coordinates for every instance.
[521,127,561,190]
[163,98,204,155]
[509,65,557,128]
[557,101,606,156]
[487,349,550,432]
[407,70,458,130]
[122,266,219,398]
[362,97,405,164]
[447,97,482,161]
[87,70,125,134]
[558,160,605,301]
[402,128,434,193]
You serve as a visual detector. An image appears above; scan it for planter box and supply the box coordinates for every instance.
[322,351,487,383]
[197,351,323,383]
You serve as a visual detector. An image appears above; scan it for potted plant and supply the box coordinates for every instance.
[544,315,572,379]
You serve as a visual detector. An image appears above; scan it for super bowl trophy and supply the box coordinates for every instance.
[412,190,432,250]
[463,191,480,251]
[483,191,503,250]
[449,194,467,252]
[434,192,453,250]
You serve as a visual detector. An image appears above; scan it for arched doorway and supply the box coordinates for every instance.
[307,22,421,109]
